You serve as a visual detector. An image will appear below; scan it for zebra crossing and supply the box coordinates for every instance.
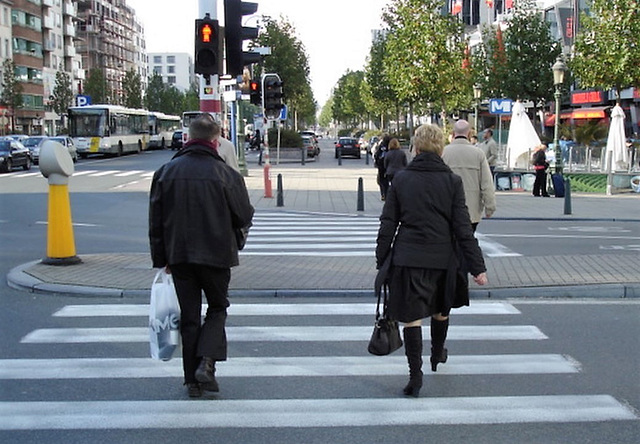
[243,212,521,257]
[0,169,156,179]
[0,301,636,431]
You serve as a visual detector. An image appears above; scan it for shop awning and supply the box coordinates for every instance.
[544,106,610,126]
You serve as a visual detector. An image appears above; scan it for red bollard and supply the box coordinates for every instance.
[264,163,273,198]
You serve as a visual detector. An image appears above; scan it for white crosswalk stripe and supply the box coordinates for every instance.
[243,212,521,257]
[1,301,636,431]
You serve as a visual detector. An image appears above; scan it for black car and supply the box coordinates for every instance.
[335,137,361,159]
[171,130,183,150]
[0,139,32,172]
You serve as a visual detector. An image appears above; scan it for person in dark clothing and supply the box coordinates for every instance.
[531,144,550,197]
[149,115,254,398]
[375,123,488,398]
[374,134,391,200]
[383,138,407,186]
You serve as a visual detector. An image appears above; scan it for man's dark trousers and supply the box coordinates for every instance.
[170,264,230,384]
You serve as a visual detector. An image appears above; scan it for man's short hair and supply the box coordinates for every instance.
[485,129,493,136]
[453,120,470,137]
[413,124,445,155]
[189,114,219,141]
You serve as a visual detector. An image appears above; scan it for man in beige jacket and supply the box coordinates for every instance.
[442,120,496,232]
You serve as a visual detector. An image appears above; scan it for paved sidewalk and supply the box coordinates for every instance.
[7,158,640,299]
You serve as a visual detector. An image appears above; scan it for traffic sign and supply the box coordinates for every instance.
[279,104,287,121]
[76,95,91,106]
[489,99,513,114]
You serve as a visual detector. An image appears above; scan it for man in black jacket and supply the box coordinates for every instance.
[149,115,254,398]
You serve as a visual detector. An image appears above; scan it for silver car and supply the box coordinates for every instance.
[49,136,78,162]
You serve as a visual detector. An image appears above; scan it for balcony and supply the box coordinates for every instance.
[65,24,76,37]
[64,2,77,17]
[43,15,54,30]
[43,0,55,7]
[43,38,56,52]
[65,45,76,57]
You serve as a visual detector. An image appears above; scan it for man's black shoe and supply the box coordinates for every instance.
[186,382,202,398]
[195,357,216,383]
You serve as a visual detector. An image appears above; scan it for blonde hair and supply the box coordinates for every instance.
[389,138,400,150]
[413,124,445,155]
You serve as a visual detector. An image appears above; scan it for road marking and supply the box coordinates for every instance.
[52,302,521,317]
[0,395,634,429]
[114,170,144,177]
[71,170,98,176]
[89,170,121,177]
[21,325,547,343]
[10,172,40,178]
[0,354,578,379]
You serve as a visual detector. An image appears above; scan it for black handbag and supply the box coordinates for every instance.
[368,284,403,356]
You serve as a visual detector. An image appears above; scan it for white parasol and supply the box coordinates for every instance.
[603,104,628,172]
[506,100,541,170]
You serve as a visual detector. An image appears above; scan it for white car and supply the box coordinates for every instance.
[49,136,78,163]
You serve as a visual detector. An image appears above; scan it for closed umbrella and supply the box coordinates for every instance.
[604,104,628,172]
[506,100,541,170]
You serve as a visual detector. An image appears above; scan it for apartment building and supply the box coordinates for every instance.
[0,0,11,134]
[148,52,194,93]
[76,0,146,105]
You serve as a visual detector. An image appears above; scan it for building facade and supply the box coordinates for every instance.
[148,52,194,93]
[0,0,12,134]
[75,0,147,106]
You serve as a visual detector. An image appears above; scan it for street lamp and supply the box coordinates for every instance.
[552,55,568,174]
[473,83,482,135]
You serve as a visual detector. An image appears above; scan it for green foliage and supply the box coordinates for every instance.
[364,33,397,117]
[267,127,303,148]
[337,129,353,137]
[572,0,640,98]
[332,70,367,126]
[565,173,607,193]
[382,0,469,117]
[257,16,316,127]
[84,69,109,104]
[1,59,22,133]
[122,69,143,109]
[318,96,334,128]
[52,67,73,116]
[573,120,608,147]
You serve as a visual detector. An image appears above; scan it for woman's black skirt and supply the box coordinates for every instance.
[387,266,447,323]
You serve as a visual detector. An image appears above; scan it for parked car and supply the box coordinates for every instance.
[22,136,49,164]
[334,137,361,159]
[0,138,32,172]
[171,130,183,150]
[301,135,319,158]
[4,134,28,143]
[49,136,78,162]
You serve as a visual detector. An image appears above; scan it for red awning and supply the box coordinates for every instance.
[544,106,610,126]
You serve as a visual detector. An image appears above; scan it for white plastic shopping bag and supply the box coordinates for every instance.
[149,269,180,361]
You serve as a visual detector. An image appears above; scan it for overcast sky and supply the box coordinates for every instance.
[126,0,389,108]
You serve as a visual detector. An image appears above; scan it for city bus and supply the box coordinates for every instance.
[148,112,181,149]
[181,111,205,145]
[68,105,149,158]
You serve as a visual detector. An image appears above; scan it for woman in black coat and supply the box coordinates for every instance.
[375,123,488,397]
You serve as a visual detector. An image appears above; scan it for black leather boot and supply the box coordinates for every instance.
[402,326,423,397]
[430,317,449,372]
[195,357,219,392]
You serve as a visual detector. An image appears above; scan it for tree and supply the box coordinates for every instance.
[122,69,143,109]
[318,95,334,128]
[256,15,316,129]
[382,0,470,122]
[145,72,166,112]
[332,70,367,127]
[572,0,640,102]
[1,59,23,133]
[84,68,109,104]
[364,32,398,130]
[52,67,74,117]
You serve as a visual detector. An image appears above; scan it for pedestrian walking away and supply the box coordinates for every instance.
[442,120,496,232]
[383,137,408,187]
[149,115,254,399]
[531,144,550,197]
[376,123,488,398]
[374,134,391,200]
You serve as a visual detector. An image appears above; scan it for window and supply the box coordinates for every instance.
[167,76,176,84]
[167,55,175,64]
[153,55,162,64]
[167,65,175,74]
[153,66,162,74]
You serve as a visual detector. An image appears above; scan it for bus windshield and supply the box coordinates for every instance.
[69,110,108,137]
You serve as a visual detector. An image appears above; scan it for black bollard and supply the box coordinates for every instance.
[357,177,364,212]
[301,147,305,166]
[365,149,370,165]
[277,174,284,207]
[563,177,571,215]
[338,147,342,166]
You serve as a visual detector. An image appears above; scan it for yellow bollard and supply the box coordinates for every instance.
[40,140,81,265]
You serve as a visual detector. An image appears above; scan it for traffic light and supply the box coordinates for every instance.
[224,0,261,77]
[194,15,221,76]
[249,79,261,105]
[262,73,284,120]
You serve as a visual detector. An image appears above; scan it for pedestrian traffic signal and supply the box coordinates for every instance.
[224,0,262,77]
[249,79,261,106]
[194,15,221,76]
[262,73,284,120]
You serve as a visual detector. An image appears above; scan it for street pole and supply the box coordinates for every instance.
[553,86,562,175]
